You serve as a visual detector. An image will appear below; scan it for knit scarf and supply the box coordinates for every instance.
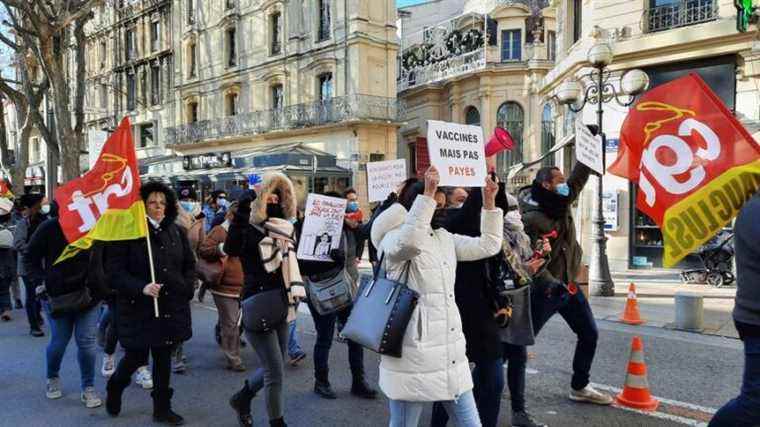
[257,218,305,316]
[530,181,571,220]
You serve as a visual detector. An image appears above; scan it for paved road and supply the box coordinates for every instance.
[0,299,743,427]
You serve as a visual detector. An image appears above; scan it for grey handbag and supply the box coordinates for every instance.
[340,255,419,358]
[306,268,353,316]
[241,288,288,333]
[500,285,535,346]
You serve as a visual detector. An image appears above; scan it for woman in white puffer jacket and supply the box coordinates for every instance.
[370,167,504,427]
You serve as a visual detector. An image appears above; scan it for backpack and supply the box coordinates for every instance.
[305,232,354,316]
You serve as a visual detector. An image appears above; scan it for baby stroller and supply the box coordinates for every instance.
[680,230,735,287]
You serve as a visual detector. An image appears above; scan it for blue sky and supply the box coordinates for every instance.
[397,0,428,7]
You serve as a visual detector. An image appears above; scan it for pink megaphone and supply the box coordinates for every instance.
[484,127,515,157]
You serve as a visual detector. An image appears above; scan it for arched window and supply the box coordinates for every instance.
[464,106,480,126]
[541,104,555,167]
[495,101,524,172]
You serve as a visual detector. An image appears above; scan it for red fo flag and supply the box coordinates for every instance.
[608,73,760,267]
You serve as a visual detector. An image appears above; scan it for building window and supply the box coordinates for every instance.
[501,30,521,62]
[140,123,154,148]
[100,83,108,109]
[151,20,160,52]
[226,0,235,9]
[496,102,524,170]
[541,104,555,167]
[151,63,161,105]
[140,70,147,107]
[271,84,283,110]
[572,0,582,44]
[126,71,136,110]
[226,92,238,116]
[99,40,107,69]
[646,0,718,33]
[188,101,199,123]
[188,42,197,78]
[547,30,556,62]
[464,106,480,126]
[271,13,282,55]
[125,27,136,60]
[187,0,194,24]
[318,73,333,102]
[227,27,237,67]
[318,0,331,41]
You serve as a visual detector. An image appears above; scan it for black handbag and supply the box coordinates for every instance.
[340,255,419,358]
[241,288,288,333]
[48,287,93,318]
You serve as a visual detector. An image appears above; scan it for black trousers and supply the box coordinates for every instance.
[112,346,171,391]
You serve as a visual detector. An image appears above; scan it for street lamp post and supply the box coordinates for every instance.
[556,41,650,297]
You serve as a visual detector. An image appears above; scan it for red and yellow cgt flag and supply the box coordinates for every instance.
[609,73,760,267]
[55,117,147,263]
[0,178,12,198]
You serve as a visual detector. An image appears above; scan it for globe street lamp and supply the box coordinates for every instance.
[556,41,650,297]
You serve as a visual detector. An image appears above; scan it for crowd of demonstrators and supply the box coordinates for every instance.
[204,190,230,233]
[105,181,196,425]
[710,190,760,427]
[225,172,303,427]
[371,167,504,427]
[297,191,377,401]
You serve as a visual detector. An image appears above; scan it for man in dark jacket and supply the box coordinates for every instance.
[13,193,47,335]
[709,190,760,426]
[25,205,104,408]
[519,162,612,405]
[105,181,195,425]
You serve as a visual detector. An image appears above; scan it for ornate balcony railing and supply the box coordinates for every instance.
[165,95,403,146]
[644,0,718,33]
[398,48,486,92]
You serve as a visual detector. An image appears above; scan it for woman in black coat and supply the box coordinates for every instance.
[105,181,195,425]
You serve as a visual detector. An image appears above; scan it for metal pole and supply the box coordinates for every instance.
[589,67,615,297]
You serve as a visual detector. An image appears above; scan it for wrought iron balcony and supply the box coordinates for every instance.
[165,95,403,147]
[644,0,718,33]
[398,48,486,92]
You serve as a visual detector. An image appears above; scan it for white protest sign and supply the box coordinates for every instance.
[297,194,347,262]
[366,159,407,202]
[575,121,604,175]
[426,120,487,187]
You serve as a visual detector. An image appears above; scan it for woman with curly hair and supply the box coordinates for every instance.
[105,181,196,425]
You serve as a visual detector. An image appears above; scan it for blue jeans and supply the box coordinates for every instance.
[21,276,43,330]
[532,283,598,390]
[709,336,760,427]
[390,390,481,427]
[42,300,100,390]
[287,303,305,359]
[431,358,505,427]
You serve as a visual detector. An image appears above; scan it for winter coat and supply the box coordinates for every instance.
[177,207,205,256]
[106,217,195,350]
[519,163,590,285]
[199,221,244,298]
[24,218,106,313]
[370,195,503,402]
[13,214,44,276]
[442,186,505,362]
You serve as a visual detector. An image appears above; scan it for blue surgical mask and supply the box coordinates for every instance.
[180,201,196,213]
[556,183,570,197]
[40,204,50,215]
[346,201,359,213]
[217,198,230,210]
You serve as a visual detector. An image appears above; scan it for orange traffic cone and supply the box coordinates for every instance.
[616,336,659,411]
[620,283,644,325]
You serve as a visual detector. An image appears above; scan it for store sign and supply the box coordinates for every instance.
[602,191,620,231]
[426,120,487,187]
[183,152,232,170]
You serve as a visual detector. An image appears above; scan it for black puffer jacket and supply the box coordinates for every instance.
[106,195,195,350]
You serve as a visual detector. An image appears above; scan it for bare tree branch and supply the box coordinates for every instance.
[73,16,86,135]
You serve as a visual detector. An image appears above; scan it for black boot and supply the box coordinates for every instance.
[229,381,255,427]
[314,369,336,399]
[269,417,287,427]
[350,369,377,399]
[105,375,130,416]
[152,388,184,425]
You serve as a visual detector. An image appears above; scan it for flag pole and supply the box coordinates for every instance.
[144,215,160,318]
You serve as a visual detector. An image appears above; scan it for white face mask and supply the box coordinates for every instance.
[40,205,50,215]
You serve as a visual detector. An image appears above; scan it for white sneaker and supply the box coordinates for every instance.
[80,386,102,408]
[135,366,153,390]
[46,378,62,399]
[569,385,614,405]
[101,354,115,377]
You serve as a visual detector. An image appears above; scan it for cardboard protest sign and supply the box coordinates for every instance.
[366,159,407,202]
[426,120,487,187]
[575,120,604,175]
[297,194,347,262]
